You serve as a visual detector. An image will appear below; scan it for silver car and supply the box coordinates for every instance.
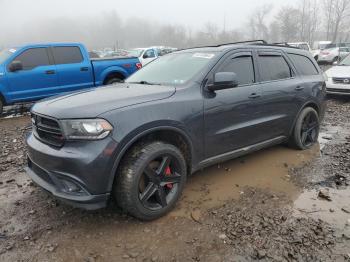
[325,55,350,95]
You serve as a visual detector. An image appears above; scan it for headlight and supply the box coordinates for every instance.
[61,119,113,140]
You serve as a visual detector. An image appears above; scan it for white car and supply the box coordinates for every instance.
[127,47,159,66]
[325,55,350,95]
[288,42,311,51]
[318,47,350,64]
[312,41,332,61]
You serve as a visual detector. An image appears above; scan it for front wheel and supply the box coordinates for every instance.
[114,142,187,220]
[289,107,320,150]
[0,99,3,116]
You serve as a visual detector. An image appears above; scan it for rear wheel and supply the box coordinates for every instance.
[105,77,122,85]
[332,56,339,64]
[114,142,187,220]
[289,107,320,150]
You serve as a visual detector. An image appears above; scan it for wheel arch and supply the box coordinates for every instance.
[288,101,320,136]
[103,71,126,85]
[107,126,194,192]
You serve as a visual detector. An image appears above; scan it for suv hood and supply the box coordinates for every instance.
[32,84,176,119]
[326,65,350,78]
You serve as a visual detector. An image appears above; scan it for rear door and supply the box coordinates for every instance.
[6,47,59,102]
[51,46,94,93]
[204,50,266,158]
[255,50,302,139]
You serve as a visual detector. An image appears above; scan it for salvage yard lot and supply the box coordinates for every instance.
[0,97,350,261]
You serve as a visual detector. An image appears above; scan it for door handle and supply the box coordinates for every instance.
[295,86,305,91]
[80,67,89,72]
[248,93,261,99]
[45,70,55,75]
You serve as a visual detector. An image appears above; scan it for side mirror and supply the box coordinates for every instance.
[207,72,239,91]
[9,61,23,72]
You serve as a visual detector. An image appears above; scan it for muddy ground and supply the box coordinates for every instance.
[0,97,349,262]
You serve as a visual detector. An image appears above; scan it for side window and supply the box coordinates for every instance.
[258,54,292,81]
[12,48,50,70]
[288,53,319,76]
[217,55,255,85]
[145,49,156,58]
[52,46,83,65]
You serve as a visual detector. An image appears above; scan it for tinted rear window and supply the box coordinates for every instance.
[52,46,83,64]
[258,55,292,81]
[13,48,50,70]
[288,54,318,76]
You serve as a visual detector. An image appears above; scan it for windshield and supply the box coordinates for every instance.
[0,48,15,64]
[127,49,144,57]
[339,55,350,66]
[126,52,218,85]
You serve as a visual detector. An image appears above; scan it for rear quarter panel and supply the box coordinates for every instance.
[92,58,140,86]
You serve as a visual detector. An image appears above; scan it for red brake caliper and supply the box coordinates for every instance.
[165,166,173,189]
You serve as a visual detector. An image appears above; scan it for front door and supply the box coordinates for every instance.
[6,47,58,102]
[204,51,265,159]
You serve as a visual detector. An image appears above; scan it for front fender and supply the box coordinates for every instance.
[107,121,194,192]
[96,66,128,86]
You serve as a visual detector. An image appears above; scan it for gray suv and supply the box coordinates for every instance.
[26,40,326,220]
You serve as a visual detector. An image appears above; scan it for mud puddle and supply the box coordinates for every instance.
[294,188,350,232]
[173,144,320,217]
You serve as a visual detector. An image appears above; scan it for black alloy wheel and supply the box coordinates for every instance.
[115,142,187,220]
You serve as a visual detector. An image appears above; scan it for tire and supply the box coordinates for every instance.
[289,107,320,150]
[114,141,187,221]
[105,77,122,85]
[314,55,318,61]
[0,99,3,116]
[332,57,339,64]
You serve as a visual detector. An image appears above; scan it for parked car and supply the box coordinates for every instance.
[0,43,142,114]
[312,41,332,61]
[288,42,311,51]
[317,46,350,64]
[325,54,350,95]
[26,41,326,220]
[127,47,159,66]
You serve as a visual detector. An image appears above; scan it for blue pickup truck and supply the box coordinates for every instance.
[0,43,142,114]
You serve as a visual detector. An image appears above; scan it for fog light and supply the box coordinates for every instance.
[61,180,83,193]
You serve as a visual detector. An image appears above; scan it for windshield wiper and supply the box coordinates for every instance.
[128,80,161,85]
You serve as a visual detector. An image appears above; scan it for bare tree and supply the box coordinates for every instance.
[248,5,273,40]
[299,0,320,45]
[331,0,350,41]
[275,6,301,42]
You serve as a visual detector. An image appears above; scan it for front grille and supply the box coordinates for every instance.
[327,88,350,94]
[332,77,350,84]
[28,158,54,185]
[31,114,64,147]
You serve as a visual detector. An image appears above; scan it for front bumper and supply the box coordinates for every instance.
[326,81,350,95]
[26,132,119,210]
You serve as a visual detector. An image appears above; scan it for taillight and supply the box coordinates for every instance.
[136,63,142,70]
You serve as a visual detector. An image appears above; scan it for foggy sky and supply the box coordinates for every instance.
[0,0,295,48]
[1,0,292,28]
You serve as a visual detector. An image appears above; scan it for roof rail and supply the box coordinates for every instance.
[271,42,291,46]
[217,40,268,46]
